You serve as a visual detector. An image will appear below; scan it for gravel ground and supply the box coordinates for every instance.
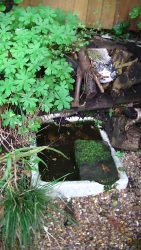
[36,151,141,250]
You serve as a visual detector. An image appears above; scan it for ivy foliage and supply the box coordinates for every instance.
[112,6,141,37]
[129,6,141,29]
[0,6,81,131]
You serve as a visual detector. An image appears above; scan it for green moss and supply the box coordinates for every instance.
[74,140,119,185]
[75,140,111,166]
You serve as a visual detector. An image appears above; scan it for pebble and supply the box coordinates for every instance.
[2,152,139,250]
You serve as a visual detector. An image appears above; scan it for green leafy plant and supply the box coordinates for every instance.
[112,6,141,38]
[112,20,130,37]
[0,179,58,249]
[115,150,125,158]
[108,108,114,119]
[0,145,67,188]
[0,0,23,12]
[0,6,83,132]
[104,183,117,192]
[0,145,68,249]
[129,6,141,29]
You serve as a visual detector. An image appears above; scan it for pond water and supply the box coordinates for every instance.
[36,121,118,184]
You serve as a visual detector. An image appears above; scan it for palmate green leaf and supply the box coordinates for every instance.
[0,41,13,54]
[4,59,17,75]
[20,94,38,112]
[41,96,54,112]
[18,8,34,26]
[35,79,49,97]
[0,78,16,97]
[9,93,20,105]
[0,52,9,72]
[15,29,39,45]
[2,110,23,128]
[15,69,35,91]
[28,41,41,54]
[0,94,7,105]
[54,96,72,110]
[28,119,41,132]
[0,3,6,12]
[54,82,73,110]
[10,44,28,59]
[28,47,50,66]
[0,12,14,25]
[33,18,50,34]
[0,25,13,41]
[14,29,33,45]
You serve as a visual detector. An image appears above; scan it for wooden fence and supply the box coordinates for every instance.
[22,0,141,29]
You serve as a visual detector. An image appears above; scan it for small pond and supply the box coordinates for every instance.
[36,120,119,185]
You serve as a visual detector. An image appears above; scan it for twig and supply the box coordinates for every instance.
[43,226,63,250]
[92,73,104,93]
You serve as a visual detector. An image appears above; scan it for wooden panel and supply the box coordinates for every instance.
[57,0,75,12]
[20,0,30,7]
[74,0,89,23]
[100,0,117,29]
[86,0,103,28]
[113,0,121,24]
[21,0,141,30]
[42,0,60,8]
[30,0,42,6]
[114,0,141,28]
[116,0,130,23]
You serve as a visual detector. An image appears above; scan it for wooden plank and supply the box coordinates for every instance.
[113,0,121,25]
[116,0,130,23]
[86,0,103,28]
[20,0,30,7]
[57,0,75,12]
[42,0,63,9]
[79,84,141,111]
[30,0,41,6]
[100,0,117,29]
[40,84,141,123]
[74,0,89,23]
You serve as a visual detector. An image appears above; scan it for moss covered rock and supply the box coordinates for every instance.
[74,140,119,185]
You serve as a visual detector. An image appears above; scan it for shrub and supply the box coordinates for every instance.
[0,6,82,132]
